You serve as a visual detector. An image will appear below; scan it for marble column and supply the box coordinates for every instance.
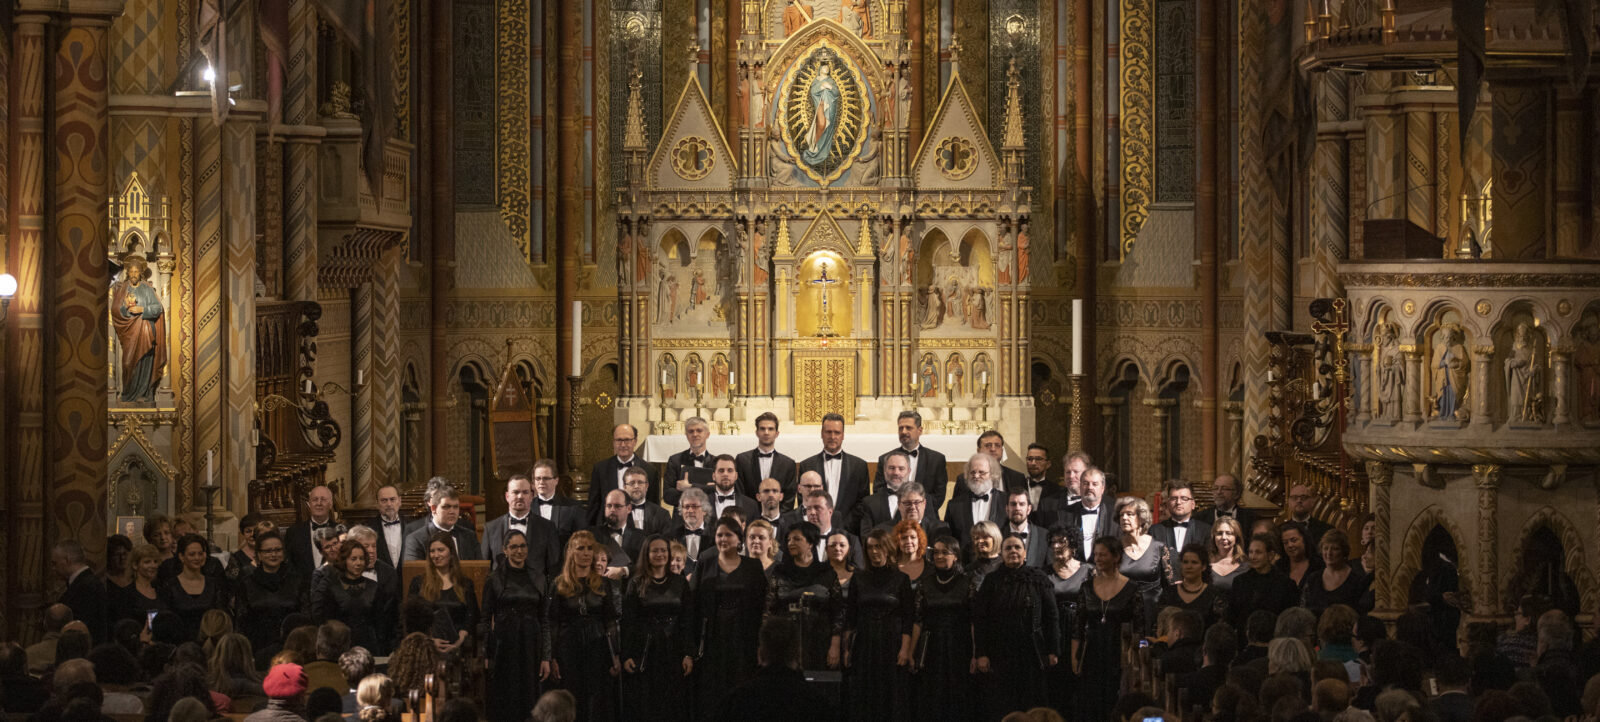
[1402,348,1423,424]
[1471,464,1500,618]
[1145,398,1176,482]
[1550,344,1572,426]
[282,0,320,303]
[49,10,117,551]
[1348,346,1370,423]
[1469,345,1493,427]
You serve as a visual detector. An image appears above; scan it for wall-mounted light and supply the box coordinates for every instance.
[0,272,17,324]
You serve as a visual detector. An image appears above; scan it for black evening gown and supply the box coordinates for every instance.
[408,575,479,650]
[1048,564,1092,719]
[314,573,384,652]
[1226,567,1299,645]
[1076,576,1144,722]
[1301,566,1371,616]
[1120,540,1169,636]
[1156,583,1226,630]
[913,569,976,722]
[968,556,1002,589]
[767,559,843,670]
[482,564,547,722]
[109,582,167,629]
[974,564,1059,721]
[621,574,694,722]
[843,564,915,722]
[695,556,768,718]
[157,575,229,644]
[1207,562,1246,593]
[545,579,620,722]
[234,568,306,653]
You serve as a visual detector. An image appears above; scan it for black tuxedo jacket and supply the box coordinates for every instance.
[702,488,761,523]
[594,523,647,569]
[946,492,1007,544]
[287,518,340,579]
[370,560,401,655]
[1151,517,1212,555]
[874,446,950,513]
[400,519,483,563]
[60,570,108,644]
[1195,506,1257,534]
[663,449,716,507]
[1001,522,1051,567]
[797,451,870,522]
[589,455,659,526]
[533,495,586,543]
[1033,485,1078,528]
[373,516,409,569]
[735,448,798,503]
[850,486,944,537]
[1065,501,1119,560]
[777,507,843,542]
[667,524,714,561]
[622,501,672,537]
[483,513,562,577]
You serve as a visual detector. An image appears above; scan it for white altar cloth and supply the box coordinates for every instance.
[641,433,985,463]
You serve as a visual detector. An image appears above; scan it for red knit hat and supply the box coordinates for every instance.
[262,663,308,698]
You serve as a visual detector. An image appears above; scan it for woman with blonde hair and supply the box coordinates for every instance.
[545,530,620,721]
[205,632,262,699]
[1207,517,1248,592]
[407,532,476,657]
[356,673,397,722]
[968,520,1003,584]
[744,519,779,572]
[110,543,167,627]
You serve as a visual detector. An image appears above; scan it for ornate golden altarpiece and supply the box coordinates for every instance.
[615,3,1036,441]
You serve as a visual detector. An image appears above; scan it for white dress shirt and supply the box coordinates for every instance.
[902,446,921,480]
[970,491,993,526]
[1078,505,1101,549]
[823,453,843,499]
[380,516,404,563]
[757,448,776,481]
[537,495,557,520]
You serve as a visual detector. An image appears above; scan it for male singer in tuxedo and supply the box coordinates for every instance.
[1028,445,1073,528]
[531,459,586,543]
[946,454,1007,544]
[854,449,915,536]
[1000,488,1050,567]
[669,487,715,562]
[404,477,476,537]
[665,417,716,508]
[1194,473,1257,532]
[484,474,562,576]
[736,411,798,504]
[51,541,107,644]
[1065,467,1118,560]
[593,489,646,572]
[620,467,672,536]
[873,411,949,513]
[590,424,657,526]
[373,485,409,570]
[803,490,863,569]
[288,485,338,577]
[951,430,1026,506]
[871,483,951,540]
[400,486,483,562]
[776,472,835,540]
[754,478,787,531]
[706,455,760,522]
[1285,483,1333,549]
[797,413,869,522]
[1151,479,1211,554]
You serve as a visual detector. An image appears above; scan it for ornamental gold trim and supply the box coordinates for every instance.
[497,0,532,260]
[1119,0,1153,260]
[671,136,716,180]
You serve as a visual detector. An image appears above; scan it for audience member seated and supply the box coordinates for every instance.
[304,621,354,694]
[336,647,375,714]
[1426,654,1473,722]
[145,661,225,720]
[354,673,398,722]
[27,604,75,674]
[245,663,310,722]
[207,632,265,700]
[531,690,577,722]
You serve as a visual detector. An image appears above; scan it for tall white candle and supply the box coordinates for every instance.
[570,301,582,376]
[1071,299,1084,376]
[206,450,214,486]
[947,372,953,386]
[356,369,365,386]
[729,371,736,389]
[304,379,313,394]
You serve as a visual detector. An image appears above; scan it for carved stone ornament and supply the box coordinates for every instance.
[1474,299,1491,316]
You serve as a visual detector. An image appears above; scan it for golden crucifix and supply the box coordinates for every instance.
[809,260,840,336]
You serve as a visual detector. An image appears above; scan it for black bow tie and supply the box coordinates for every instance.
[757,451,774,459]
[381,519,401,527]
[972,492,991,503]
[902,448,918,457]
[1215,509,1234,518]
[1172,520,1189,529]
[509,516,528,527]
[823,453,842,462]
[718,495,736,503]
[1014,532,1029,540]
[311,521,330,530]
[536,498,554,506]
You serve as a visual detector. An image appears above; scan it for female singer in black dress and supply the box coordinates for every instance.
[1115,496,1169,635]
[482,529,548,722]
[894,519,930,589]
[158,534,229,643]
[1075,535,1145,722]
[842,528,914,722]
[1158,543,1225,630]
[1302,529,1369,615]
[314,539,384,652]
[545,531,620,722]
[968,521,1003,585]
[408,532,477,659]
[1207,517,1247,593]
[621,535,694,722]
[911,535,975,722]
[695,517,768,718]
[110,543,168,628]
[974,535,1059,720]
[1227,532,1300,646]
[233,531,305,652]
[1045,527,1090,716]
[1278,522,1320,589]
[768,522,842,670]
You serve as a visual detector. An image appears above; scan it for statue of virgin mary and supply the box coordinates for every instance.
[801,59,842,168]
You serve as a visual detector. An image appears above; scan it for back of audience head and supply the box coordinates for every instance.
[1312,659,1349,686]
[1247,610,1277,645]
[1170,609,1203,644]
[1506,681,1552,719]
[53,658,96,694]
[1535,609,1574,655]
[315,620,352,662]
[1313,678,1350,713]
[53,627,91,667]
[57,682,103,722]
[1204,623,1237,667]
[1473,690,1518,722]
[44,603,75,634]
[146,662,216,721]
[356,674,395,722]
[168,696,211,722]
[87,642,143,686]
[530,689,576,722]
[1370,640,1423,692]
[1001,709,1067,722]
[1434,654,1471,691]
[1267,637,1313,676]
[308,687,345,719]
[1259,673,1303,715]
[150,611,186,646]
[1373,689,1421,722]
[284,625,318,663]
[139,642,176,681]
[340,647,375,688]
[1317,605,1358,647]
[1276,607,1318,646]
[1353,615,1387,656]
[1212,684,1258,722]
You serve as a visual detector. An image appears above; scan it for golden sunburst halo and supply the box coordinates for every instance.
[778,40,870,186]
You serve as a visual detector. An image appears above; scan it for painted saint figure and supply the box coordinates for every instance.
[783,0,814,36]
[711,354,731,398]
[1431,327,1468,421]
[966,288,991,330]
[919,355,939,398]
[112,255,167,404]
[1374,322,1404,423]
[655,269,673,323]
[1505,322,1541,424]
[841,0,872,37]
[659,355,678,400]
[920,287,944,329]
[801,59,842,168]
